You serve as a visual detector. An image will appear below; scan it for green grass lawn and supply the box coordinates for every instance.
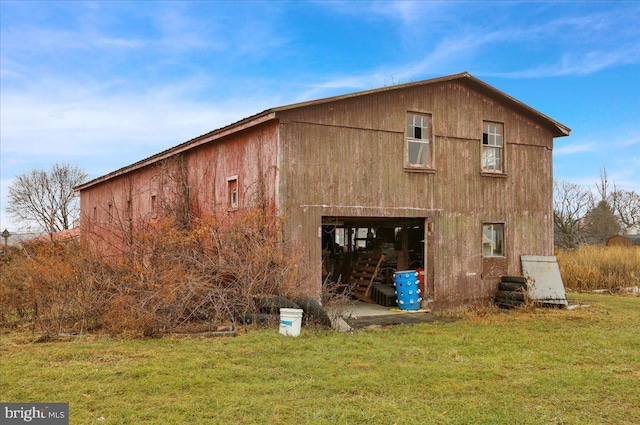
[2,293,639,424]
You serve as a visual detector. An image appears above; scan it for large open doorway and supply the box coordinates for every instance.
[321,216,431,305]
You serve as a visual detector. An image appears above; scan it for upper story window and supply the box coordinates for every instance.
[126,199,132,222]
[482,121,504,173]
[227,176,239,210]
[151,195,157,218]
[482,223,504,257]
[406,113,433,169]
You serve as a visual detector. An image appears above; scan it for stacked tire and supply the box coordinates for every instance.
[494,276,528,309]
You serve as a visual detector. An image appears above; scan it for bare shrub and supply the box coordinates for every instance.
[319,273,352,327]
[92,208,309,336]
[0,240,103,335]
[0,208,310,337]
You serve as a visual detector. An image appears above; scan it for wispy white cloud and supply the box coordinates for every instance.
[555,130,640,157]
[618,134,640,147]
[150,5,228,53]
[1,26,148,55]
[314,0,447,24]
[300,2,640,95]
[610,162,640,193]
[555,142,598,155]
[0,84,267,160]
[492,43,640,79]
[269,3,640,109]
[95,37,148,49]
[481,6,640,78]
[368,1,450,24]
[553,129,640,195]
[2,1,639,230]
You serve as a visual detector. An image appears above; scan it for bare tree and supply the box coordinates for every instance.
[7,163,88,233]
[610,188,640,234]
[595,167,611,202]
[553,180,593,248]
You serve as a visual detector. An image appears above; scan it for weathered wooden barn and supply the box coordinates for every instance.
[77,72,570,309]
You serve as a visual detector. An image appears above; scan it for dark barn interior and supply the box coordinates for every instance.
[321,217,426,305]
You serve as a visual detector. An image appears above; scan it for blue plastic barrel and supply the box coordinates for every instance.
[393,270,422,311]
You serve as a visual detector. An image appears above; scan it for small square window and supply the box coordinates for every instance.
[482,122,504,172]
[482,223,504,257]
[227,176,238,209]
[406,113,433,168]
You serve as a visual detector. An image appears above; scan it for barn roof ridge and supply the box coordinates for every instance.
[76,72,569,191]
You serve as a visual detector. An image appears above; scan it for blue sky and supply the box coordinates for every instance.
[1,1,639,231]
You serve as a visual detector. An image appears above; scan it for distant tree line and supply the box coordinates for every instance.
[554,169,640,248]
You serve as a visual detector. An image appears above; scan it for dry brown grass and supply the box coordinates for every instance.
[557,245,640,291]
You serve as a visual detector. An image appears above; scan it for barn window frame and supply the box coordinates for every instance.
[481,121,504,173]
[482,223,504,257]
[108,202,113,223]
[405,112,434,171]
[151,194,157,219]
[227,176,239,210]
[126,199,132,223]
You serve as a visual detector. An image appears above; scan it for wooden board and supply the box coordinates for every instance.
[349,253,385,303]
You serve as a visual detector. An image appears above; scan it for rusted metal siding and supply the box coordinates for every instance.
[276,80,557,306]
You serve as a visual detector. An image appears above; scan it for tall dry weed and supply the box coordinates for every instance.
[557,246,640,291]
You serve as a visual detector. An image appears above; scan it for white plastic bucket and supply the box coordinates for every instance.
[279,308,303,337]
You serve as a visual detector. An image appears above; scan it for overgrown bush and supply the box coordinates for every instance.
[0,209,310,337]
[557,246,640,291]
[0,240,106,335]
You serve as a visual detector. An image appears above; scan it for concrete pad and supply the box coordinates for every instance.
[339,301,453,330]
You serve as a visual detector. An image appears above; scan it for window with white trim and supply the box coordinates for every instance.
[406,113,433,168]
[482,223,504,257]
[482,121,504,172]
[227,176,238,209]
